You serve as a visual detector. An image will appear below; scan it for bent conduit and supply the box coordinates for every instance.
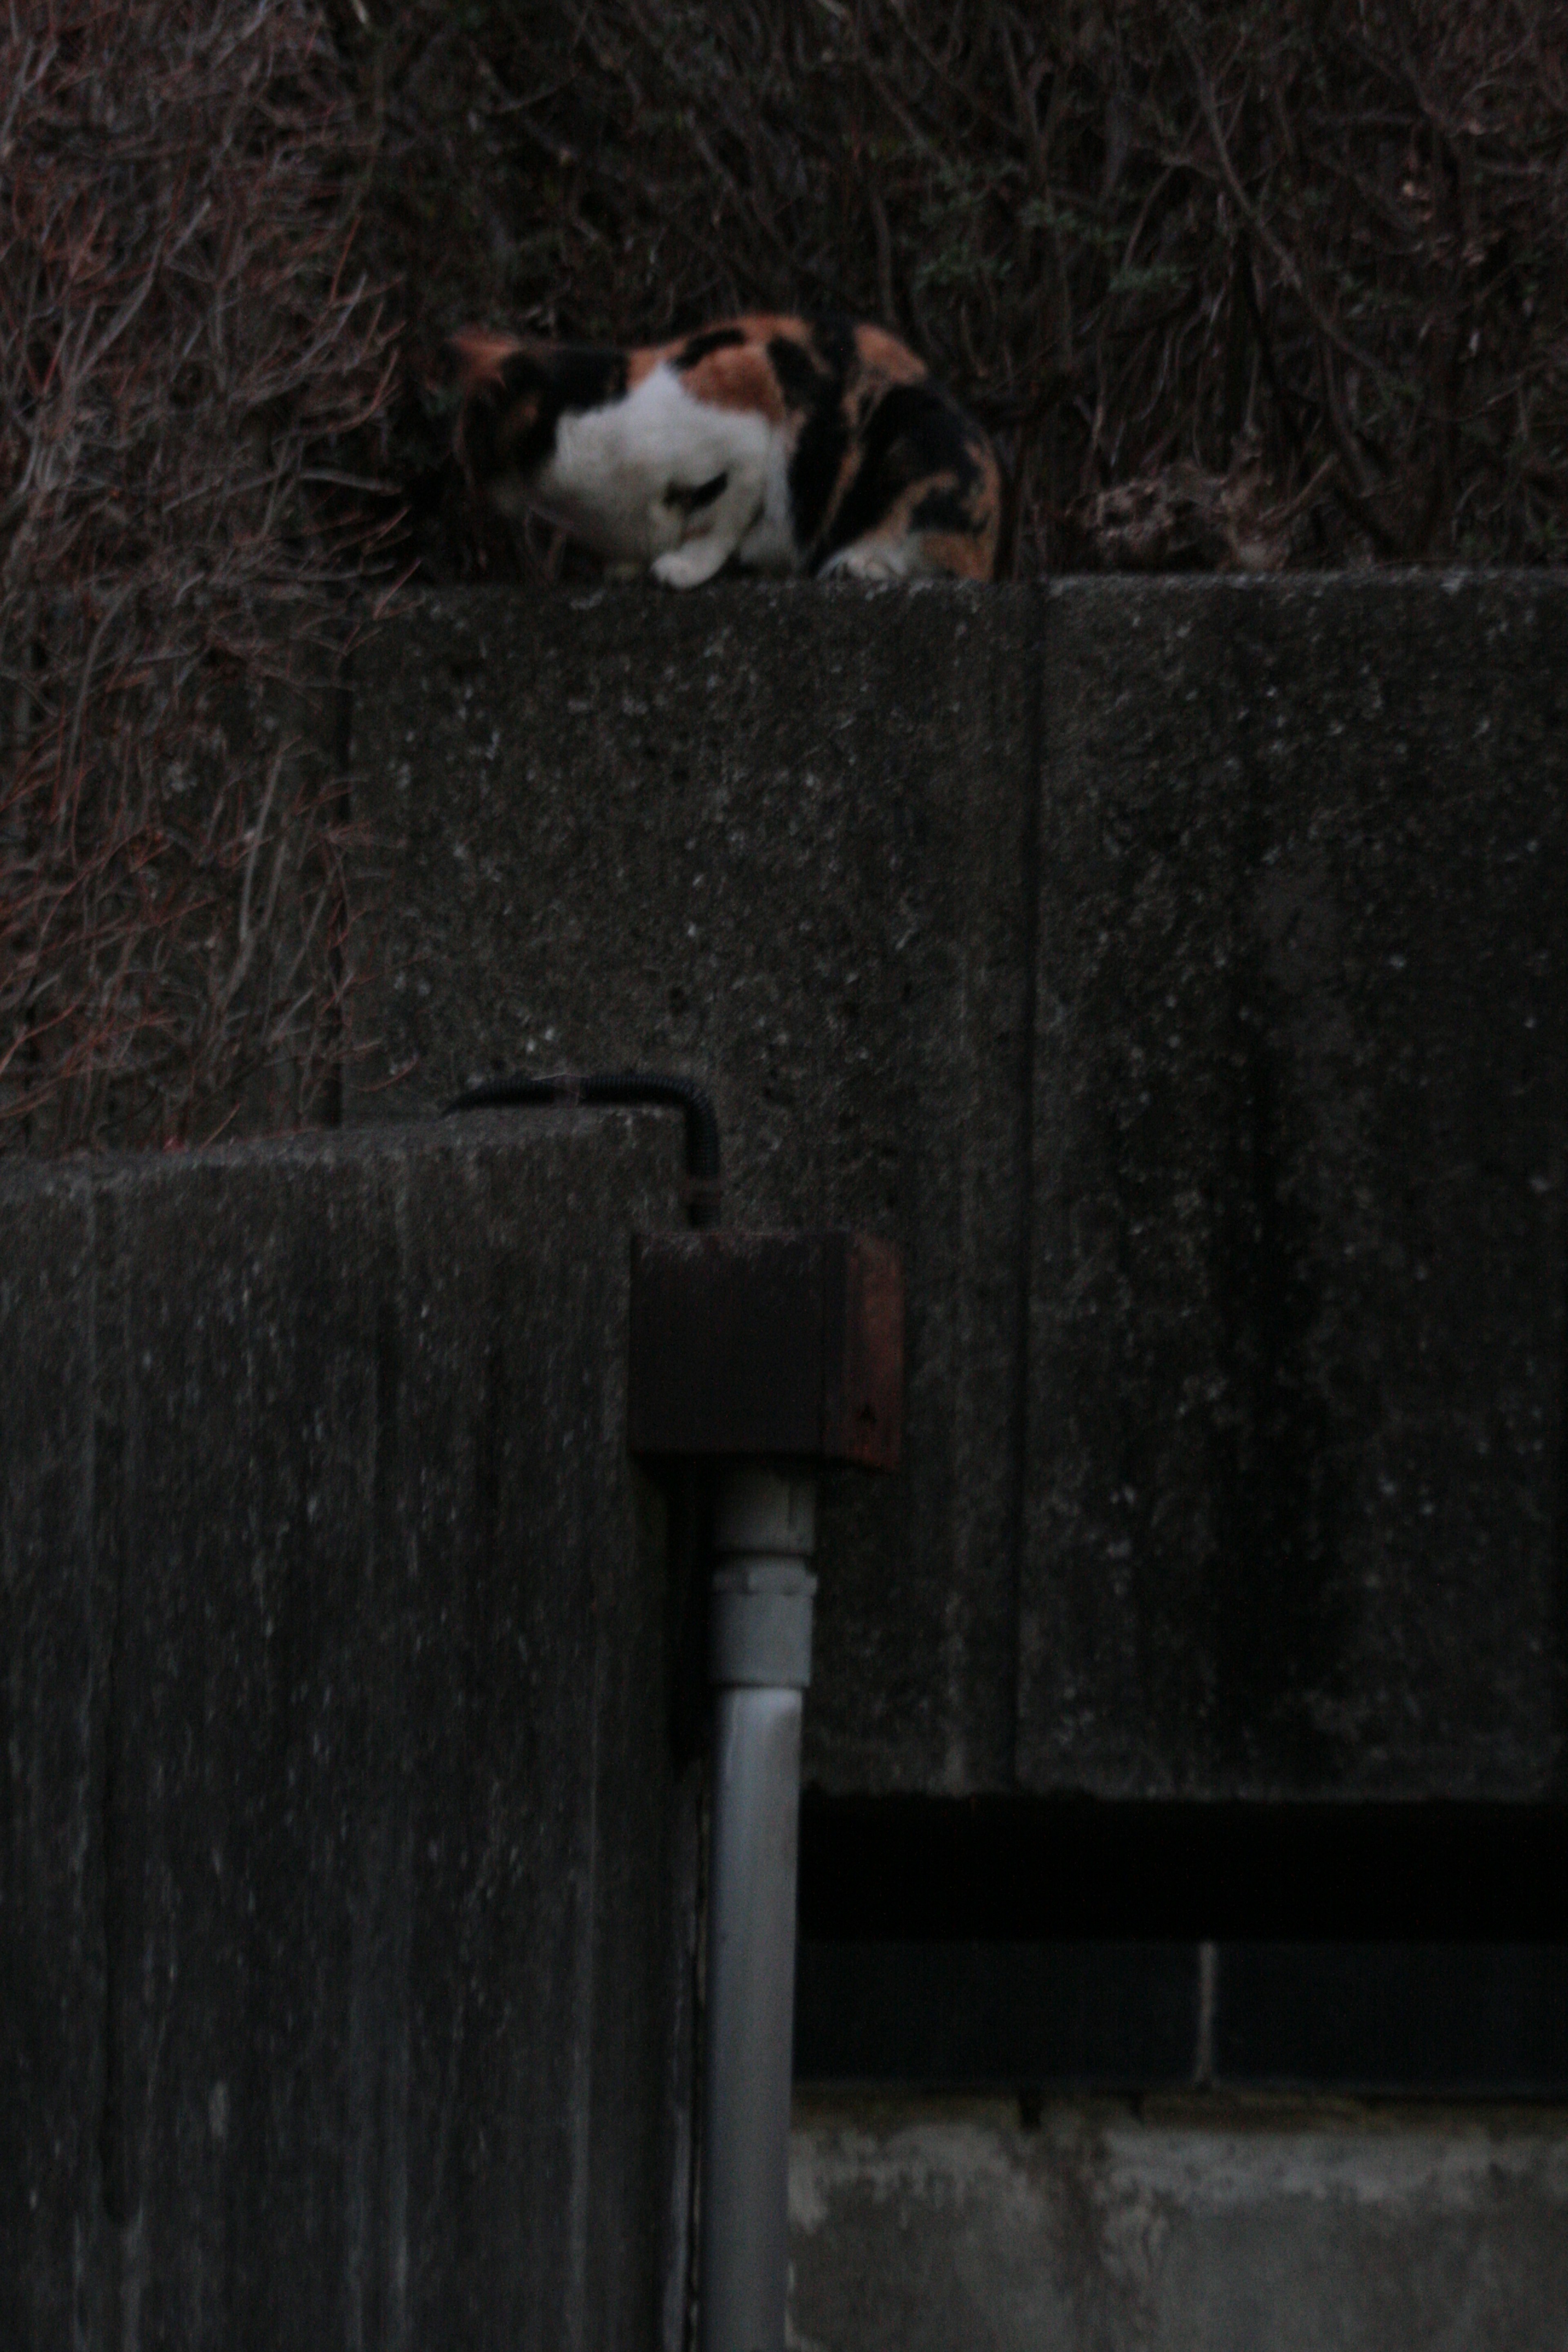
[445,1069,723,1226]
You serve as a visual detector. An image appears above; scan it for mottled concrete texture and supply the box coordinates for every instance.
[351,584,1040,1793]
[351,577,1566,1802]
[1026,576,1568,1797]
[0,1118,693,2352]
[789,2097,1568,2352]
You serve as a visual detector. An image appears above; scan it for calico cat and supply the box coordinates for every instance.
[446,314,1000,585]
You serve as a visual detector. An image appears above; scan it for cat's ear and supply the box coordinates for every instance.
[443,327,527,398]
[443,329,543,487]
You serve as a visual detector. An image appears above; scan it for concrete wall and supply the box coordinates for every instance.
[9,576,1564,2351]
[0,1118,694,2352]
[788,2096,1568,2352]
[350,575,1568,1803]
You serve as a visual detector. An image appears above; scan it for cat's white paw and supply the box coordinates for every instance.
[651,541,730,588]
[820,541,907,582]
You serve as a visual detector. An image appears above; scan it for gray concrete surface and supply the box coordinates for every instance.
[789,2096,1568,2352]
[1025,576,1568,1797]
[0,1116,693,2352]
[350,583,1041,1794]
[349,577,1567,1802]
[8,579,1568,2348]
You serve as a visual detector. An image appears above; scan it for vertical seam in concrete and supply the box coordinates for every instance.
[79,1170,101,2352]
[1004,586,1049,1792]
[1547,590,1568,1800]
[563,1179,605,2352]
[1552,1176,1568,1797]
[1193,1942,1218,2087]
[388,1158,414,2352]
[93,1173,128,2232]
[567,1562,603,2352]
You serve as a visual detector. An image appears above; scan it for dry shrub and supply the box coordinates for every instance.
[6,2,1563,1144]
[352,0,1568,577]
[1,0,395,1149]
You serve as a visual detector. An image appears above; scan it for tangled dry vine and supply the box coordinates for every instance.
[5,0,1566,1147]
[2,0,394,1148]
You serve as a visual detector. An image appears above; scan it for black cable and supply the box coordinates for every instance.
[443,1070,722,1227]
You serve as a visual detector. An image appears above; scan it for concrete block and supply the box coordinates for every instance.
[0,1169,98,2349]
[1025,576,1568,1797]
[789,2096,1568,2352]
[348,575,1566,1800]
[350,584,1045,1794]
[0,1117,690,2351]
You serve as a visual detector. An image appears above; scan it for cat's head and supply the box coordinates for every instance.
[444,330,559,495]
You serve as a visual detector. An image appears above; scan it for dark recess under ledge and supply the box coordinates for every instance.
[795,1796,1568,2096]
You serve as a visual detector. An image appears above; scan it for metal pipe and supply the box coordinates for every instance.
[698,1464,817,2352]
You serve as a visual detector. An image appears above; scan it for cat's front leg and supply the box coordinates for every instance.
[649,471,764,588]
[819,536,918,582]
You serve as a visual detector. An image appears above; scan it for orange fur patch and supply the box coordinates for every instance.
[448,327,526,394]
[828,429,864,519]
[921,529,996,579]
[679,343,787,422]
[846,458,999,581]
[969,444,1003,574]
[736,314,812,346]
[626,343,671,388]
[852,324,928,383]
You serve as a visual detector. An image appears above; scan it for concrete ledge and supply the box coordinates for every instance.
[789,2094,1568,2352]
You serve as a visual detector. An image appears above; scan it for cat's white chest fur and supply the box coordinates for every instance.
[500,364,784,585]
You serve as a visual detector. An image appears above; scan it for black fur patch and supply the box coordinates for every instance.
[454,362,532,485]
[547,347,630,411]
[812,381,984,570]
[910,482,981,533]
[464,344,632,488]
[768,333,831,408]
[484,354,557,480]
[787,405,849,549]
[664,472,730,513]
[675,326,748,368]
[805,314,858,380]
[772,327,849,549]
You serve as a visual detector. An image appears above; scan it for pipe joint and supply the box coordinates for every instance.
[710,1463,818,1690]
[710,1564,815,1690]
